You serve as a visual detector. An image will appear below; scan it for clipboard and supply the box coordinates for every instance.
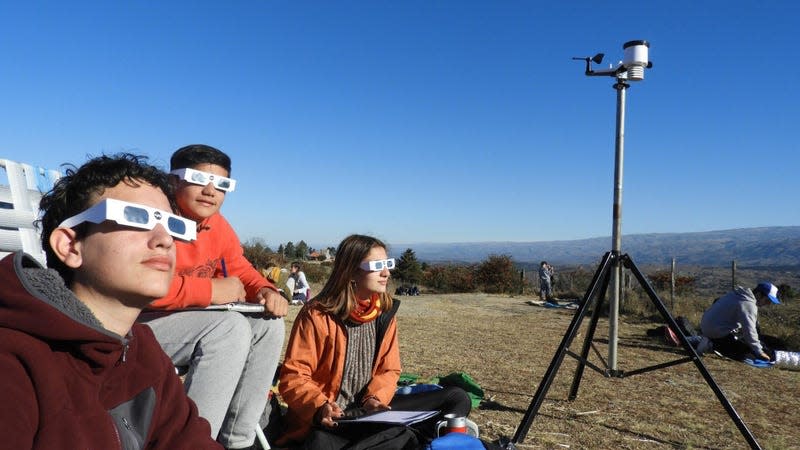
[334,410,438,426]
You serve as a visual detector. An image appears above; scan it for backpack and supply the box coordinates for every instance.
[426,433,485,450]
[260,267,293,301]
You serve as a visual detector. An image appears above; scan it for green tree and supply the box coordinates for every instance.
[295,240,309,260]
[284,241,295,259]
[394,248,423,285]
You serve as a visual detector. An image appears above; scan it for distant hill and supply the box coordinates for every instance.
[401,226,800,267]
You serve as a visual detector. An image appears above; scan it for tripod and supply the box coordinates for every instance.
[502,42,762,449]
[507,250,762,449]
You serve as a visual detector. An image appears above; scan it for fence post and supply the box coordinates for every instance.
[670,257,676,311]
[520,269,525,295]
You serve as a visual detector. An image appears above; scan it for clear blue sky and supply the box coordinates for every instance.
[2,1,797,251]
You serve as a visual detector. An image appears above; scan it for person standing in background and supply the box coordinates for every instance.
[538,261,555,303]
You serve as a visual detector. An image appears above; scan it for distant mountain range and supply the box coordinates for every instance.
[401,226,800,267]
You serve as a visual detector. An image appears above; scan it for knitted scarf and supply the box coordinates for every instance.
[349,293,382,324]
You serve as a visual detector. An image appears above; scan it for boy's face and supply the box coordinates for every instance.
[174,163,229,221]
[69,181,176,307]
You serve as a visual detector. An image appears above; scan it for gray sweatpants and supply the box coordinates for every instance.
[140,310,284,449]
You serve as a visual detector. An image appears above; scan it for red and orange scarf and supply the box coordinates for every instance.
[349,293,382,324]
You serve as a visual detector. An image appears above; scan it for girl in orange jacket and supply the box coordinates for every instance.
[278,234,471,448]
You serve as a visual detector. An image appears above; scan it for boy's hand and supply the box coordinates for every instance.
[257,287,288,317]
[210,277,247,304]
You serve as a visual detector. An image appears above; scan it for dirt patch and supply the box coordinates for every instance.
[282,293,800,449]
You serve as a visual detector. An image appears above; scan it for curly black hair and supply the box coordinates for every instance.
[36,153,174,284]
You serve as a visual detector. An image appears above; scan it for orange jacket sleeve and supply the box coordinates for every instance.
[148,213,275,310]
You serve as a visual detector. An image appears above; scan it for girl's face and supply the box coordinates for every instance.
[353,246,391,299]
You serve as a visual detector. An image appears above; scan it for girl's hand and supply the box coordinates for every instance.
[362,396,391,413]
[315,401,344,428]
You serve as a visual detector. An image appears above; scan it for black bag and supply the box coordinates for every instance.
[302,424,422,450]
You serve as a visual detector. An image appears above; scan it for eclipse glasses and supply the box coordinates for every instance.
[359,258,396,272]
[170,168,237,192]
[59,198,197,241]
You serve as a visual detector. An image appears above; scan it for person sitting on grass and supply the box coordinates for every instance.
[0,153,221,449]
[700,282,780,362]
[277,234,472,449]
[289,261,311,303]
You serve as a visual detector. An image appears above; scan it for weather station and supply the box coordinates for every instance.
[501,41,764,450]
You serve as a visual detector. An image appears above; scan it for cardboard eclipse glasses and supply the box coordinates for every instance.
[59,198,197,241]
[171,168,237,192]
[359,258,396,272]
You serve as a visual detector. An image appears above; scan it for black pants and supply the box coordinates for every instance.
[302,386,471,449]
[390,386,472,440]
[710,334,781,361]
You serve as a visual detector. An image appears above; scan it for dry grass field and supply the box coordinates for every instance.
[281,292,800,450]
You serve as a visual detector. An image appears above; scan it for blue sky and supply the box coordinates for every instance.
[1,1,798,251]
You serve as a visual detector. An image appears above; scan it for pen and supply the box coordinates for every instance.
[220,258,228,278]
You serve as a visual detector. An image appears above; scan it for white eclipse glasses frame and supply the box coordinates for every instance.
[359,258,396,272]
[58,198,197,241]
[170,168,237,192]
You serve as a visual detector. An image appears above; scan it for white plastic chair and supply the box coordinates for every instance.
[0,158,61,265]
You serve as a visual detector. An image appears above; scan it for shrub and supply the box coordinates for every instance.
[422,264,477,293]
[475,254,521,294]
[301,262,331,284]
[242,240,280,269]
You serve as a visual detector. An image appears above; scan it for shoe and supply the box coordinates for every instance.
[664,326,680,346]
[694,336,713,354]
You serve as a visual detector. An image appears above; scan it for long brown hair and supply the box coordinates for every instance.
[314,234,393,321]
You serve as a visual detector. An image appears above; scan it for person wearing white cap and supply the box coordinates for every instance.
[700,282,781,361]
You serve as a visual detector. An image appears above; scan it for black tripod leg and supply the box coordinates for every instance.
[623,255,762,450]
[512,252,613,444]
[568,265,612,399]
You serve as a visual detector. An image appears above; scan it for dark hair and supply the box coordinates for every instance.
[170,144,232,174]
[36,153,174,284]
[314,234,393,320]
[291,261,302,270]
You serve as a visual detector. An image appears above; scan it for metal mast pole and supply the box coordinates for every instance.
[608,78,628,372]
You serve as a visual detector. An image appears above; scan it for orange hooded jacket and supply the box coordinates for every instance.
[278,301,401,444]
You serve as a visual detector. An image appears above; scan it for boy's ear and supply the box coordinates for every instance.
[49,227,83,269]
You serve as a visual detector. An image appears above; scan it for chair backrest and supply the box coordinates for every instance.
[0,158,61,265]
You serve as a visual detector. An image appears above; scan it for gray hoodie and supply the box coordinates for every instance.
[700,286,762,355]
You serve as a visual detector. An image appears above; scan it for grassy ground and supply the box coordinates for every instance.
[281,292,800,449]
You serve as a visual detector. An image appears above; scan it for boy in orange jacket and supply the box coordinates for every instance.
[140,144,287,450]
